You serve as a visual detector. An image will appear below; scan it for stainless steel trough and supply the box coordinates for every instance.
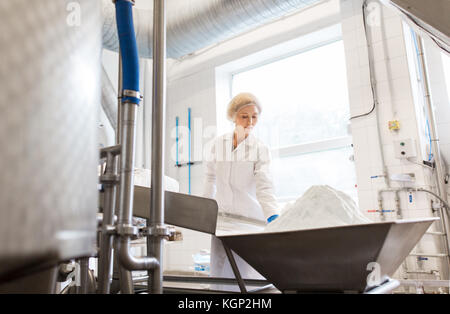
[219,218,438,293]
[127,187,437,293]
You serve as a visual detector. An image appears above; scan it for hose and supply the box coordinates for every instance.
[411,188,450,213]
[115,0,141,104]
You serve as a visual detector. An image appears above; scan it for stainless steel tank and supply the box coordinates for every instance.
[0,0,101,279]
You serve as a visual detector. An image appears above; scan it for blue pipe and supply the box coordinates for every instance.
[115,0,141,105]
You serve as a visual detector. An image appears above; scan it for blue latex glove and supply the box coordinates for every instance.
[267,214,279,223]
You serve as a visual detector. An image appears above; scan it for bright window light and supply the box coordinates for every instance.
[231,40,357,202]
[232,40,351,148]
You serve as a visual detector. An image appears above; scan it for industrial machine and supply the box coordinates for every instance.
[219,218,438,293]
[0,0,101,293]
[131,191,439,294]
[0,0,448,294]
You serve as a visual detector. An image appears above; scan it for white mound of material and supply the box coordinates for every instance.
[264,185,371,233]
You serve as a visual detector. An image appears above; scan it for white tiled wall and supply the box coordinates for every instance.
[164,68,218,273]
[341,0,448,287]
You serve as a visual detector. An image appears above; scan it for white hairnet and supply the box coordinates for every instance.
[227,92,262,121]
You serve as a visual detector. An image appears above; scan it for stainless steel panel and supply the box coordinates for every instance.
[133,186,218,234]
[0,0,101,278]
[380,0,450,52]
[0,266,58,294]
[391,0,450,37]
[219,218,438,292]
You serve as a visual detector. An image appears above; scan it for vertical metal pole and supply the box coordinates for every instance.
[117,54,123,145]
[148,0,166,294]
[118,103,141,229]
[115,52,135,294]
[117,262,134,294]
[80,258,90,294]
[361,1,390,221]
[98,149,118,294]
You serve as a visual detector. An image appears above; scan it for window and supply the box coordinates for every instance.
[403,22,450,164]
[231,40,357,202]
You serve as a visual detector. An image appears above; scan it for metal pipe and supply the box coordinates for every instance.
[114,52,135,295]
[117,238,159,271]
[378,188,449,245]
[119,103,138,226]
[98,146,120,294]
[117,102,159,273]
[395,191,402,219]
[80,258,90,294]
[362,0,391,222]
[148,0,167,295]
[409,253,448,258]
[97,170,114,292]
[116,254,134,294]
[102,0,324,59]
[378,187,450,213]
[378,186,450,283]
[377,188,402,215]
[97,213,118,227]
[114,101,158,293]
[113,1,160,291]
[410,188,450,212]
[117,54,123,144]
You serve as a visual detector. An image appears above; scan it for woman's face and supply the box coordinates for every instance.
[234,105,259,137]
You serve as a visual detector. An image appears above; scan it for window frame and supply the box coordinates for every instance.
[216,24,356,203]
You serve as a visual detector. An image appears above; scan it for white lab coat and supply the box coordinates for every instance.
[203,132,279,287]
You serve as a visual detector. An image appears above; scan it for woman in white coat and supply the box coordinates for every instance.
[203,92,280,288]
